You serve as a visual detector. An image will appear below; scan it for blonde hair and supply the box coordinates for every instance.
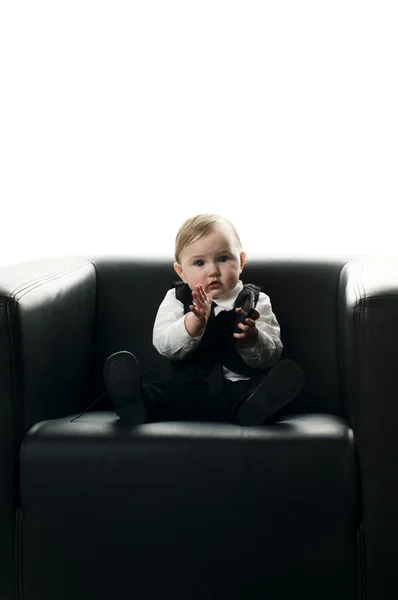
[175,213,243,263]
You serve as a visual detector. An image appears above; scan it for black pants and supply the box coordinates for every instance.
[140,377,262,424]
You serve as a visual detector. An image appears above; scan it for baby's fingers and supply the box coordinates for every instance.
[233,331,245,339]
[245,317,258,328]
[192,291,204,306]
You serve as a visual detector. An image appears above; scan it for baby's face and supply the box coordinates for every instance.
[174,226,246,298]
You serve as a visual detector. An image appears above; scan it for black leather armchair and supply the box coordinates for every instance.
[1,254,397,600]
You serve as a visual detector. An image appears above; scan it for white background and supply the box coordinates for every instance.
[1,1,397,267]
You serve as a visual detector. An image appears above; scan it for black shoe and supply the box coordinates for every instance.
[103,351,146,425]
[237,359,305,426]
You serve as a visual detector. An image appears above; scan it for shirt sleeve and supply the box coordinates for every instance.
[237,292,283,369]
[152,289,204,360]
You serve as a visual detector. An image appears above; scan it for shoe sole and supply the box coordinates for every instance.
[103,351,146,425]
[238,359,305,426]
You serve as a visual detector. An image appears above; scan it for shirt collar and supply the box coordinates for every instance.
[213,280,243,309]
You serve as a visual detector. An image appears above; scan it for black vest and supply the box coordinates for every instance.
[171,282,268,390]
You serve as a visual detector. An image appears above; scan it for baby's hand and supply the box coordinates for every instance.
[184,284,213,337]
[234,308,260,348]
[190,284,213,327]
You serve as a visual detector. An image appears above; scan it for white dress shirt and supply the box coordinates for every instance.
[153,281,283,382]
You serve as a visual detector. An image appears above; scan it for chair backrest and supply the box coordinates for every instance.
[92,256,348,417]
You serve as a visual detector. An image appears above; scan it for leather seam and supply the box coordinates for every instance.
[6,294,26,490]
[361,294,398,305]
[357,522,366,600]
[336,259,352,419]
[10,259,94,303]
[353,259,367,600]
[15,507,23,600]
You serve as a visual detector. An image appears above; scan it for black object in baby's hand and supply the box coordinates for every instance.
[233,290,256,334]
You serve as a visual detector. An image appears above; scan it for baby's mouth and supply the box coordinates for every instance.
[208,281,222,290]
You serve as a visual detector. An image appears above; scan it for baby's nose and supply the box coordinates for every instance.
[209,261,221,275]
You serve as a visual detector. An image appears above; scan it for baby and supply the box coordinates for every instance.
[103,213,304,425]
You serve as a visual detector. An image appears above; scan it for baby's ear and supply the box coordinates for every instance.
[174,262,185,281]
[240,252,247,272]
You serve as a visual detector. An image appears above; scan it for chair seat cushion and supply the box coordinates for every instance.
[18,412,358,600]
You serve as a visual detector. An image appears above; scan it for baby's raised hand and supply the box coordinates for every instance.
[233,308,260,348]
[189,284,213,329]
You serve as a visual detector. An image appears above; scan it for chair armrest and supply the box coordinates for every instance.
[339,257,398,600]
[0,256,96,599]
[0,256,96,431]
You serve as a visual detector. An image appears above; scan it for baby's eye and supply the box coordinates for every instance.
[218,255,229,262]
[194,260,205,267]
